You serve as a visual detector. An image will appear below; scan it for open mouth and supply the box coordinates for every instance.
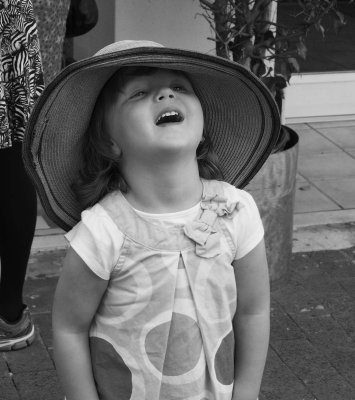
[155,111,184,126]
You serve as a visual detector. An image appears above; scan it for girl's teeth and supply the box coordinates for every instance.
[156,111,180,124]
[162,111,178,118]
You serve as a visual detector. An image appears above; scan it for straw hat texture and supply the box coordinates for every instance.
[23,40,280,231]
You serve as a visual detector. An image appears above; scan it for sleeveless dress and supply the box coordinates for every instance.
[67,179,264,400]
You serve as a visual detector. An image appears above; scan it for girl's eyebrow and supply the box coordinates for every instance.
[121,76,149,91]
[119,81,146,96]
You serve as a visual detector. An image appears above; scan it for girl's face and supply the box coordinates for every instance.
[104,68,204,165]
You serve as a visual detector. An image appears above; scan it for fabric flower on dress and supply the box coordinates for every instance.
[184,192,243,258]
[183,220,221,258]
[200,193,243,218]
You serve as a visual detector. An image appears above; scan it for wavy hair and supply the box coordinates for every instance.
[73,67,223,209]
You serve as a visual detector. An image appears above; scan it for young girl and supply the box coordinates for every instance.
[23,40,280,400]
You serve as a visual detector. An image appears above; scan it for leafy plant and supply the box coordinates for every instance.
[198,0,350,100]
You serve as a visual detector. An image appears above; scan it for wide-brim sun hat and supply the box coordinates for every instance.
[23,40,280,232]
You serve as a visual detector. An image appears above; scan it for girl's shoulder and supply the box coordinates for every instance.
[66,201,124,280]
[70,200,122,241]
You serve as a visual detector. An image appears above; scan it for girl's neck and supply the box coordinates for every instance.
[122,158,203,213]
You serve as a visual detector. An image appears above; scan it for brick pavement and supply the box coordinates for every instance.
[264,247,355,400]
[0,250,65,400]
[1,246,355,400]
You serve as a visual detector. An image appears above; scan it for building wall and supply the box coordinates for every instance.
[113,0,212,52]
[73,0,212,60]
[284,72,355,123]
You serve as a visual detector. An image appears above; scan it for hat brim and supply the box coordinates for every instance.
[23,47,280,231]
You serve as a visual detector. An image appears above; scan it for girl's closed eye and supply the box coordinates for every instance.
[130,90,147,99]
[172,85,187,92]
[173,80,193,93]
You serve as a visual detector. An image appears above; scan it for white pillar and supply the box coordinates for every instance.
[264,0,278,74]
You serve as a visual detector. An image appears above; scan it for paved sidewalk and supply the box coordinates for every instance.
[1,245,355,399]
[0,250,65,400]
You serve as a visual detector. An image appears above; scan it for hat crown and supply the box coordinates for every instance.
[94,40,164,57]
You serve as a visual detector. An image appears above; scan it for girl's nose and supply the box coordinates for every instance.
[156,87,175,101]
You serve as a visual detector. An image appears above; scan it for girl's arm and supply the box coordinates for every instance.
[232,239,270,400]
[52,247,108,400]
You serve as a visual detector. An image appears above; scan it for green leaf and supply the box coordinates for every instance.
[250,59,266,78]
[334,18,345,34]
[315,21,325,37]
[288,57,300,73]
[296,40,307,60]
[335,10,345,24]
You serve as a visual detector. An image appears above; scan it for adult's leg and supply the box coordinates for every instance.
[0,143,37,322]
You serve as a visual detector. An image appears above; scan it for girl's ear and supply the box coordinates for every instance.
[111,140,122,157]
